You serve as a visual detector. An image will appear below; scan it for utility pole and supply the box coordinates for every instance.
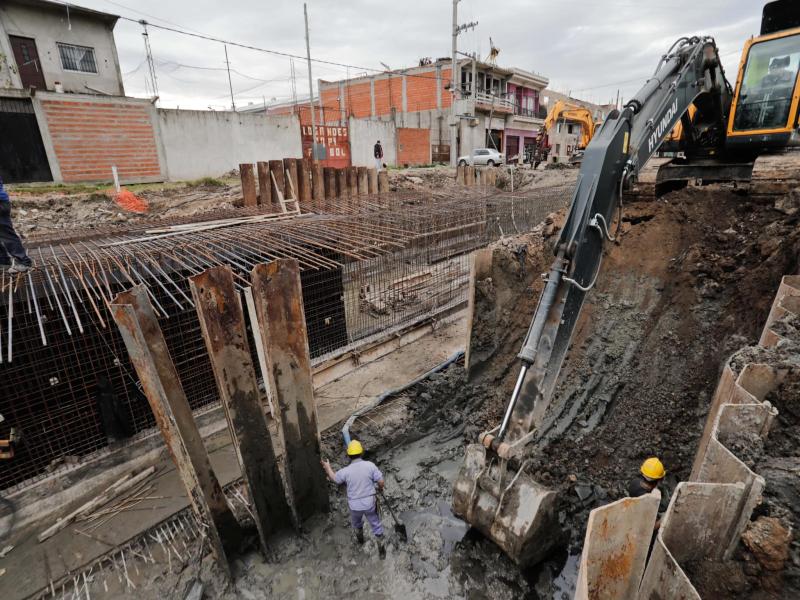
[139,20,159,101]
[224,44,235,112]
[304,3,319,163]
[449,1,478,167]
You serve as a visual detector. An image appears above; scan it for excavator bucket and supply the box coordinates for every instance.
[452,444,560,567]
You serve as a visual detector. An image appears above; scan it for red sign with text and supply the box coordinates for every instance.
[301,124,351,168]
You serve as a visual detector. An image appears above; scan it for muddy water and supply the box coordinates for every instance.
[207,419,578,600]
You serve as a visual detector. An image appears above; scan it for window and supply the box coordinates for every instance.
[57,43,98,73]
[733,33,800,131]
[557,121,562,133]
[567,124,574,134]
[555,143,561,155]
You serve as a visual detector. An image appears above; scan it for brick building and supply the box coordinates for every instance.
[318,58,549,165]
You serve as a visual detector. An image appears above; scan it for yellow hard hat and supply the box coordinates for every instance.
[347,440,364,456]
[640,457,666,481]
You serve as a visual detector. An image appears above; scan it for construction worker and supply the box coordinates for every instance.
[628,457,666,498]
[374,140,384,171]
[0,177,32,274]
[321,439,387,559]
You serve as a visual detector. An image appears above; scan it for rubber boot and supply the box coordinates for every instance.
[377,536,386,560]
[355,529,365,545]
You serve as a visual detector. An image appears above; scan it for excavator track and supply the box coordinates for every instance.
[625,157,674,200]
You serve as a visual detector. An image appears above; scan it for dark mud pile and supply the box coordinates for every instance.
[682,331,800,600]
[462,186,800,559]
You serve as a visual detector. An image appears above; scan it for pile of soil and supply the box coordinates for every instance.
[8,180,242,238]
[680,339,800,600]
[462,184,800,558]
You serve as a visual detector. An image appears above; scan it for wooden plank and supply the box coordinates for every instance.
[256,161,272,207]
[110,285,242,576]
[239,163,257,207]
[250,259,330,521]
[190,266,296,554]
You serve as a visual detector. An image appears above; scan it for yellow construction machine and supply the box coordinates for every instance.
[649,0,800,196]
[453,0,800,567]
[532,100,599,167]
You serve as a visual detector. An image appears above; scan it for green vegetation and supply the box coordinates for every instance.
[186,177,226,188]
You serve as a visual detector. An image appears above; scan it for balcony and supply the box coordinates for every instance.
[473,91,514,114]
[511,106,542,123]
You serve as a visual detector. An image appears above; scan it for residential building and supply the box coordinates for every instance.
[318,57,549,165]
[0,0,124,96]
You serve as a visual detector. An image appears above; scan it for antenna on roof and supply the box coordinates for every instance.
[485,37,499,66]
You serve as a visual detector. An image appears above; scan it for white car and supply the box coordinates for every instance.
[458,148,505,167]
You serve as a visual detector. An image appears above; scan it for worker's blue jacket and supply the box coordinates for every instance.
[0,178,9,203]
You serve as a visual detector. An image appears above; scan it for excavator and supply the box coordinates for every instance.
[452,0,800,567]
[532,100,599,167]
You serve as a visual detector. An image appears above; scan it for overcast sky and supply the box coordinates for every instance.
[68,0,762,110]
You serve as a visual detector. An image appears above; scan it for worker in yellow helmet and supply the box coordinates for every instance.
[628,457,666,498]
[321,439,387,559]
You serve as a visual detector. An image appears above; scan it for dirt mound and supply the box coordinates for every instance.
[461,184,800,552]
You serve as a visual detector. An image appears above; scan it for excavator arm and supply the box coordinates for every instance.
[453,36,727,567]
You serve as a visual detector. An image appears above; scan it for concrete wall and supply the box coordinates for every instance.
[157,109,301,181]
[348,117,396,167]
[0,2,123,95]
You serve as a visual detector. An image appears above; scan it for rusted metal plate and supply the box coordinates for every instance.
[251,259,330,521]
[336,168,348,199]
[240,163,257,207]
[311,163,324,203]
[190,266,295,555]
[256,161,272,207]
[323,167,337,199]
[269,160,285,206]
[110,285,242,576]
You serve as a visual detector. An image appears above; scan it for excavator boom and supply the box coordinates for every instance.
[453,36,727,567]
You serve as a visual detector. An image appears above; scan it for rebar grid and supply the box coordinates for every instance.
[0,183,572,492]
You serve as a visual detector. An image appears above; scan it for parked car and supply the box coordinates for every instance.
[458,148,505,167]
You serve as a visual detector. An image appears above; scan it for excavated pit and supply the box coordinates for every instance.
[91,183,799,599]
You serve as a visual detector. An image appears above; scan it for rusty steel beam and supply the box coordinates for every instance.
[250,259,330,520]
[190,266,295,554]
[110,285,242,576]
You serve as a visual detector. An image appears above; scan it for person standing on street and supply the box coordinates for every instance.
[0,177,32,274]
[321,439,387,559]
[374,140,384,171]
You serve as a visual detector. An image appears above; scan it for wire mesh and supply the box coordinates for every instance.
[0,181,572,492]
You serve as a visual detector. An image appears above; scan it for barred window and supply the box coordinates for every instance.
[57,43,98,74]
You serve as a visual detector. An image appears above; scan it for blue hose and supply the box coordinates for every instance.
[341,350,464,445]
